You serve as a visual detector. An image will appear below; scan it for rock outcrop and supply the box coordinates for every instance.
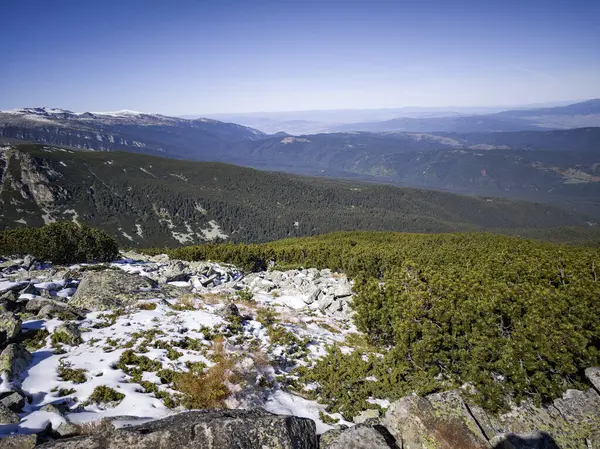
[69,270,158,311]
[38,409,318,449]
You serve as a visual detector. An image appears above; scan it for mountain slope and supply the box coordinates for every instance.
[0,144,594,247]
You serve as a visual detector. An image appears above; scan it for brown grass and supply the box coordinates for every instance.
[251,349,271,369]
[137,302,157,311]
[201,292,228,305]
[173,337,237,409]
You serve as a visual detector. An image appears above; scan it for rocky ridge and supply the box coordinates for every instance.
[0,253,598,448]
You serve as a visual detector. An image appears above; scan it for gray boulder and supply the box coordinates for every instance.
[0,312,22,343]
[305,288,321,305]
[353,408,381,424]
[52,322,83,346]
[218,301,241,320]
[382,395,489,449]
[0,402,21,424]
[69,270,158,311]
[586,367,600,392]
[1,391,26,412]
[320,424,393,449]
[0,343,32,384]
[38,409,317,448]
[0,434,37,448]
[19,283,39,296]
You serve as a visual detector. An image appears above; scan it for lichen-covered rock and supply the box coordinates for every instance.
[0,433,37,448]
[1,391,26,412]
[0,343,32,384]
[38,409,318,448]
[0,311,21,342]
[353,408,381,424]
[0,402,21,424]
[52,322,83,346]
[69,270,158,311]
[319,424,393,448]
[586,367,600,392]
[382,395,489,449]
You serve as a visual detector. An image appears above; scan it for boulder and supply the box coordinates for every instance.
[20,283,39,296]
[586,367,600,392]
[0,312,22,342]
[320,424,394,449]
[22,255,36,270]
[353,408,380,424]
[304,288,321,305]
[55,422,81,438]
[218,301,241,320]
[382,395,489,449]
[0,343,32,384]
[52,322,83,346]
[38,409,318,448]
[333,278,352,298]
[157,260,191,284]
[1,391,26,412]
[0,434,37,449]
[69,270,158,311]
[0,402,21,424]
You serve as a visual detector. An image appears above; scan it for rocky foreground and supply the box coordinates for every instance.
[0,253,599,448]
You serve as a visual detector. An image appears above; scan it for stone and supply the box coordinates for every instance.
[320,424,394,449]
[38,304,80,321]
[427,390,488,442]
[552,388,600,427]
[69,270,158,311]
[56,422,81,438]
[40,402,69,415]
[1,391,26,412]
[52,322,83,346]
[0,402,21,424]
[315,295,335,312]
[25,297,70,313]
[38,409,318,449]
[218,301,241,321]
[382,395,489,449]
[157,260,191,284]
[304,288,321,305]
[333,278,352,298]
[22,255,36,270]
[0,343,33,384]
[0,434,37,448]
[585,367,600,392]
[0,312,22,342]
[353,408,380,424]
[19,283,39,296]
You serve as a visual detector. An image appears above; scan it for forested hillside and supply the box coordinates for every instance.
[0,144,596,247]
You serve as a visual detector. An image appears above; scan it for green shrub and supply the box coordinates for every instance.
[153,232,600,413]
[0,222,119,264]
[86,386,125,404]
[57,360,87,384]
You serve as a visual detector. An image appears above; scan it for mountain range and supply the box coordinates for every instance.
[1,144,596,247]
[1,101,599,220]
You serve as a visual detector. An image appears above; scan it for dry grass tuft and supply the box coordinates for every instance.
[138,302,157,311]
[173,337,237,409]
[201,292,228,305]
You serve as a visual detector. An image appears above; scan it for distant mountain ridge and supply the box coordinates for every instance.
[0,106,265,160]
[1,104,599,218]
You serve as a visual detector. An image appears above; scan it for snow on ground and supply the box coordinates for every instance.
[1,258,371,437]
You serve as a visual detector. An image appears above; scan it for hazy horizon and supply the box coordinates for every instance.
[2,0,599,115]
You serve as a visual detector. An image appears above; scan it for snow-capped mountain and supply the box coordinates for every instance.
[0,107,265,160]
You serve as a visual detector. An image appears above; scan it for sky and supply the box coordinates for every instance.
[1,0,599,115]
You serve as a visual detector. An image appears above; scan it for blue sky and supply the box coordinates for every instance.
[1,0,599,114]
